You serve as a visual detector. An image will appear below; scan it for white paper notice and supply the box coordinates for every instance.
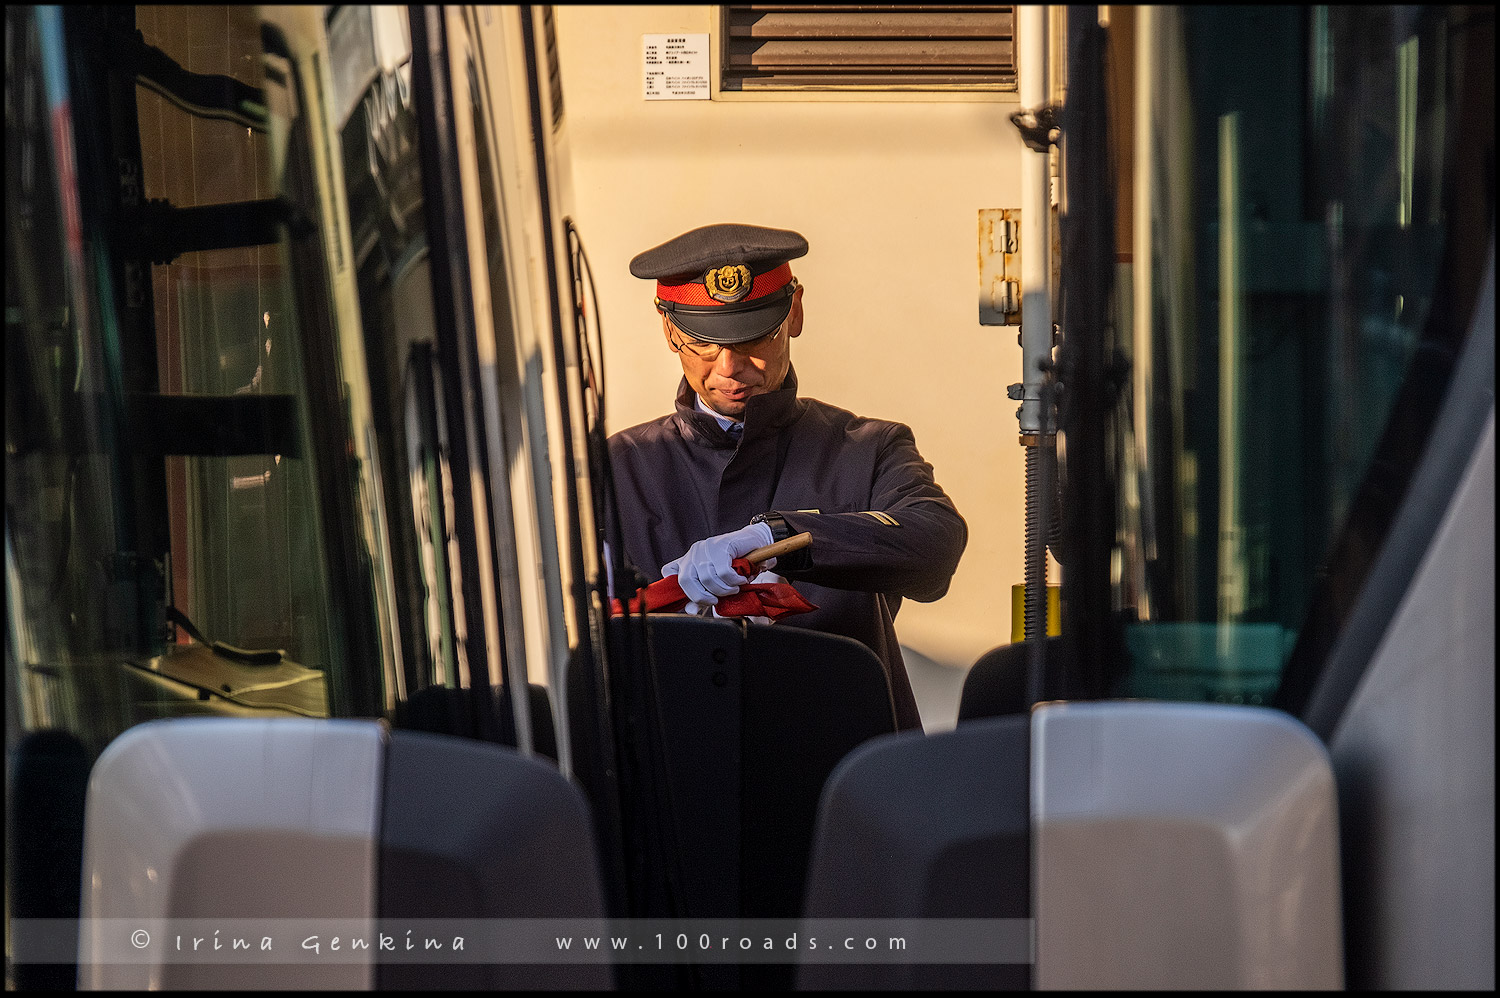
[643,34,710,100]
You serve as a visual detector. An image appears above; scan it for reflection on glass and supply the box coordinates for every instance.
[1108,6,1472,705]
[5,6,357,759]
[330,4,468,698]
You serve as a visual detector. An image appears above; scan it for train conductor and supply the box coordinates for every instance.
[606,222,968,731]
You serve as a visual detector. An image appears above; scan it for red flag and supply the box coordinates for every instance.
[610,557,817,620]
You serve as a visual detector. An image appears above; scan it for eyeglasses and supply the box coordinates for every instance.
[666,320,787,362]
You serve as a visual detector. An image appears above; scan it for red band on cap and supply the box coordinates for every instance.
[656,263,793,307]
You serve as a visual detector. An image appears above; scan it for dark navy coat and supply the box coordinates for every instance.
[606,367,968,730]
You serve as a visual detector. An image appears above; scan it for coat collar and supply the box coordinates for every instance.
[672,366,803,448]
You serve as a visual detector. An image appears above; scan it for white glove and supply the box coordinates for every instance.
[663,521,774,607]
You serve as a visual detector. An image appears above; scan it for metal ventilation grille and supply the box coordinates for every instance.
[721,5,1016,91]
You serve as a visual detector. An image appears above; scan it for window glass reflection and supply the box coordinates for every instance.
[1110,6,1474,704]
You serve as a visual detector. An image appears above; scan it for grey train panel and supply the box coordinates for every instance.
[1319,244,1495,990]
[1302,245,1496,741]
[1329,412,1495,989]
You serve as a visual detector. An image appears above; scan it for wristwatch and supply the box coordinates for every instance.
[750,511,813,573]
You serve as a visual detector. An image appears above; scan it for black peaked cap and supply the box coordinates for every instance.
[631,223,808,343]
[630,223,808,280]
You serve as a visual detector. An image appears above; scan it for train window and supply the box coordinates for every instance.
[137,6,345,712]
[7,3,584,753]
[5,5,389,759]
[1100,7,1489,706]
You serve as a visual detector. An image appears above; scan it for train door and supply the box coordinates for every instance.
[6,4,613,989]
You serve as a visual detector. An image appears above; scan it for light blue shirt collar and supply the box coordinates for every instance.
[695,393,743,434]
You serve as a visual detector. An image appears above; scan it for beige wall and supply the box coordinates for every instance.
[553,5,1036,692]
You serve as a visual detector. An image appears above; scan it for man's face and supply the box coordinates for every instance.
[662,285,803,419]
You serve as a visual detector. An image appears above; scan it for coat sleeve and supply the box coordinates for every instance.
[774,423,968,602]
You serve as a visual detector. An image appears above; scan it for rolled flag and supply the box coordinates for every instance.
[610,532,817,620]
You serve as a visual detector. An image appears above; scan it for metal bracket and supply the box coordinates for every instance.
[979,208,1023,326]
[1009,103,1061,153]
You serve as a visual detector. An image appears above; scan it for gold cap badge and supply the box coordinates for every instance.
[704,264,754,303]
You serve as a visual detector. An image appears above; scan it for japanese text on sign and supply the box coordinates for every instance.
[643,34,710,100]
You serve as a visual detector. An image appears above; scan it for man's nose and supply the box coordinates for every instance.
[714,347,749,378]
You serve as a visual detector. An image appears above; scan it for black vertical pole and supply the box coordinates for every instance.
[1059,7,1122,700]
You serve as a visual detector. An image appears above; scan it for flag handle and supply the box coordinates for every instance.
[746,531,812,567]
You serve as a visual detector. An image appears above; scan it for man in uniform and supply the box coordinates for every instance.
[607,222,968,731]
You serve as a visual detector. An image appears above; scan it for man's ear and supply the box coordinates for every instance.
[787,284,804,339]
[660,312,677,347]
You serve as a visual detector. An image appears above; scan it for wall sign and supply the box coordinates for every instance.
[643,34,710,100]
